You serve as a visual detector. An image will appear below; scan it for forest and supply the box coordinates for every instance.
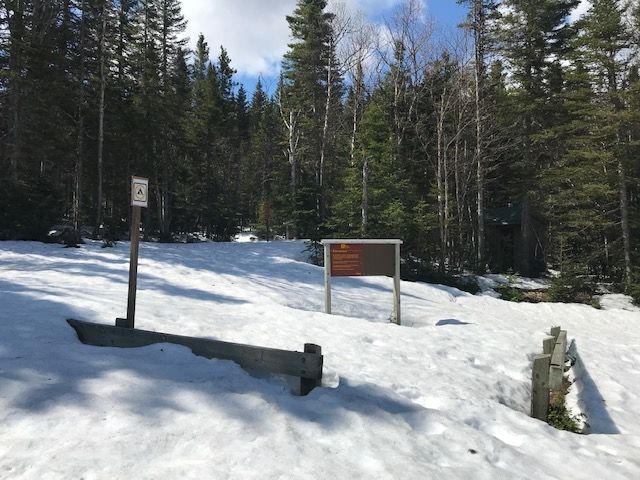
[1,0,639,298]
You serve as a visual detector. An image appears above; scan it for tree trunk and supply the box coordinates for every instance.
[73,0,87,232]
[444,129,450,267]
[319,46,333,222]
[117,0,126,83]
[436,94,446,272]
[161,158,171,240]
[350,57,364,166]
[7,2,25,183]
[96,0,108,235]
[10,84,21,183]
[361,157,369,236]
[288,110,298,238]
[617,155,632,290]
[454,120,464,269]
[473,0,486,272]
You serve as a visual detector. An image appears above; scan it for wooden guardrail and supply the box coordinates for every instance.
[67,319,323,396]
[531,326,567,420]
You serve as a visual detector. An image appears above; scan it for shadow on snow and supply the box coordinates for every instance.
[0,277,431,431]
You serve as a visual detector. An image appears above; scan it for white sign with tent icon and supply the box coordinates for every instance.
[131,176,149,208]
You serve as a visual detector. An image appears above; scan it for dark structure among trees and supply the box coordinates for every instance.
[485,203,546,277]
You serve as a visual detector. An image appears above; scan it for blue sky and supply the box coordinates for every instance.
[180,1,465,96]
[180,0,590,97]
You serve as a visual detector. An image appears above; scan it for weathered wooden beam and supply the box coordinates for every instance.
[300,344,322,395]
[124,205,142,329]
[549,330,567,391]
[550,326,561,340]
[67,319,323,389]
[324,245,331,314]
[542,337,555,355]
[392,242,401,325]
[531,354,551,421]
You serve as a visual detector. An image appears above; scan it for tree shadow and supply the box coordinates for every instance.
[436,319,473,326]
[1,277,433,430]
[0,248,246,306]
[572,349,620,434]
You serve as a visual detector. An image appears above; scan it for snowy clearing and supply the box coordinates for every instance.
[1,240,639,479]
[481,273,551,291]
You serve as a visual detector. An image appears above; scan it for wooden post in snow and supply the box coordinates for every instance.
[324,245,332,314]
[531,354,551,421]
[68,319,324,396]
[543,337,555,355]
[117,176,149,329]
[124,205,141,328]
[300,343,322,395]
[392,242,401,325]
[549,330,567,391]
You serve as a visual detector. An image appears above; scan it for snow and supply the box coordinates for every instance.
[1,240,640,479]
[479,274,551,294]
[233,232,259,243]
[597,294,639,313]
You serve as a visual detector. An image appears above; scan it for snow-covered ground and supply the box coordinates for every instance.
[478,274,551,296]
[597,293,640,313]
[1,240,639,479]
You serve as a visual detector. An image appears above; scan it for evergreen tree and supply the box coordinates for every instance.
[457,0,499,270]
[184,34,221,237]
[281,0,341,238]
[249,82,285,239]
[498,0,580,197]
[555,0,636,287]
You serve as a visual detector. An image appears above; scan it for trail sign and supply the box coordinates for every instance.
[330,243,396,277]
[117,176,148,329]
[321,239,402,325]
[330,243,364,276]
[131,176,149,208]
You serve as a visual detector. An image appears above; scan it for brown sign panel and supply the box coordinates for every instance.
[330,243,395,277]
[331,243,363,276]
[362,244,395,276]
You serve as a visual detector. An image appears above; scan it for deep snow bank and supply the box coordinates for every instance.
[1,241,639,479]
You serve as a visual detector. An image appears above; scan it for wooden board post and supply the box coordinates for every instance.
[300,343,322,395]
[531,353,551,421]
[549,330,567,391]
[324,244,331,314]
[68,319,324,396]
[543,337,555,355]
[550,326,561,340]
[392,242,401,325]
[117,176,149,329]
[123,205,141,329]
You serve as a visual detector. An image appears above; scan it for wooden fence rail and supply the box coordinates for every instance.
[67,319,323,396]
[531,326,567,421]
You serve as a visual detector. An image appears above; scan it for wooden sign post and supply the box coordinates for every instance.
[117,176,149,329]
[321,239,402,325]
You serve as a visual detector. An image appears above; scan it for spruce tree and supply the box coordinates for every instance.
[457,0,499,270]
[281,0,340,238]
[498,0,579,197]
[572,0,634,287]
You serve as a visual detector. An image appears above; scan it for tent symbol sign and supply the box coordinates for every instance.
[131,176,149,208]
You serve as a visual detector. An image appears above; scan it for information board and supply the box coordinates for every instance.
[330,243,396,277]
[322,239,402,325]
[330,243,363,276]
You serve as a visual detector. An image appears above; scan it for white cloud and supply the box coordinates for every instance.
[334,0,404,16]
[181,0,297,77]
[180,0,406,78]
